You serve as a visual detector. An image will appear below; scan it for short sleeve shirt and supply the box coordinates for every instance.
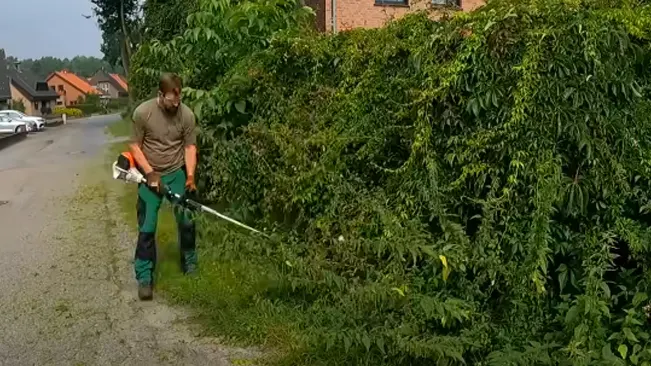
[131,98,197,175]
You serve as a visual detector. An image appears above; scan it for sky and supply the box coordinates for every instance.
[0,0,103,60]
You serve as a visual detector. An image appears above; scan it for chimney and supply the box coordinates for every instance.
[0,49,6,72]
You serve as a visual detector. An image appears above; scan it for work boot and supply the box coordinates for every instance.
[138,283,153,301]
[184,263,197,276]
[181,250,198,275]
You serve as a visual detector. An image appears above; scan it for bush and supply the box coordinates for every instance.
[140,0,651,364]
[106,97,130,111]
[11,99,26,113]
[53,107,83,118]
[74,103,102,116]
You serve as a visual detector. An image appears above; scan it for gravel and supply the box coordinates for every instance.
[0,115,258,366]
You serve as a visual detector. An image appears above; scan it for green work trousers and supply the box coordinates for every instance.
[134,168,197,286]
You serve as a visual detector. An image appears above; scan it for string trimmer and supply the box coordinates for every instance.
[112,152,266,236]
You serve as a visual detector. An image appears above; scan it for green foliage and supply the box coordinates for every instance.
[11,99,25,113]
[135,0,651,364]
[106,97,130,111]
[74,104,101,116]
[73,93,104,116]
[54,107,83,118]
[84,93,101,106]
[92,0,142,69]
[142,0,199,42]
[129,0,314,101]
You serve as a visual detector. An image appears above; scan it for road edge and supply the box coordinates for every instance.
[0,132,27,151]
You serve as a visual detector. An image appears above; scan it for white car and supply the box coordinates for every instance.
[0,116,27,134]
[0,110,45,131]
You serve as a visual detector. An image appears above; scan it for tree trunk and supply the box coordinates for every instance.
[120,0,132,76]
[120,0,135,104]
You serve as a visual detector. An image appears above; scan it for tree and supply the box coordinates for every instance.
[91,0,142,77]
[142,0,198,42]
[5,54,122,80]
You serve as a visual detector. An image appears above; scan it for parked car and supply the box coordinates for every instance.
[0,110,45,132]
[0,116,27,134]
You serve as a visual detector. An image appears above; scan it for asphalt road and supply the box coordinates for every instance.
[0,115,253,365]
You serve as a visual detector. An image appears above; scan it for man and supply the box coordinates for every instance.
[128,72,198,301]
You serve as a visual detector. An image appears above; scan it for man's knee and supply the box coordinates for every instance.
[137,193,160,232]
[136,232,156,260]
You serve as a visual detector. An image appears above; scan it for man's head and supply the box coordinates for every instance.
[158,73,183,114]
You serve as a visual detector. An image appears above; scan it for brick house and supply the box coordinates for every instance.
[89,70,128,99]
[7,66,60,116]
[46,70,100,107]
[305,0,484,32]
[0,49,58,116]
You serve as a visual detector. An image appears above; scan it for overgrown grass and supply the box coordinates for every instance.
[105,118,132,138]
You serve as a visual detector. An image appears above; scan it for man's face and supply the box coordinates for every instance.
[159,89,181,114]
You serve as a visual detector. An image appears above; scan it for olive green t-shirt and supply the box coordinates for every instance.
[131,98,197,175]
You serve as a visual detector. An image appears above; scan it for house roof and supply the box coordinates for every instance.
[48,70,100,95]
[90,70,128,94]
[0,49,11,100]
[110,73,129,92]
[7,64,58,102]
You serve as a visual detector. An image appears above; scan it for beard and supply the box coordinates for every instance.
[163,105,179,115]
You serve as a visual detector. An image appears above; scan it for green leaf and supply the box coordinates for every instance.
[633,292,647,306]
[376,337,385,354]
[624,327,639,343]
[601,282,611,299]
[618,344,628,359]
[361,334,371,351]
[343,335,351,352]
[235,100,246,114]
[558,264,568,292]
[566,305,579,323]
[631,82,642,98]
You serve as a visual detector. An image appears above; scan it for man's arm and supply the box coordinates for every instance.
[129,108,154,174]
[183,111,198,179]
[184,145,197,178]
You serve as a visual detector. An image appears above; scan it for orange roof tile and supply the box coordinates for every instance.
[47,70,99,95]
[110,73,128,92]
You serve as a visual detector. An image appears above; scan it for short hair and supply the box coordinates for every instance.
[159,72,182,94]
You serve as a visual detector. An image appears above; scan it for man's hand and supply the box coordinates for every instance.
[146,171,162,193]
[185,174,197,193]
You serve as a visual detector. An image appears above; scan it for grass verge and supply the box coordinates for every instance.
[104,119,325,365]
[106,118,132,138]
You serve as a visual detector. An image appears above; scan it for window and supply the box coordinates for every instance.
[431,0,459,5]
[34,102,38,110]
[35,82,49,91]
[58,85,64,91]
[375,0,408,5]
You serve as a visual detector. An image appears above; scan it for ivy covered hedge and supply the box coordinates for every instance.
[132,0,651,363]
